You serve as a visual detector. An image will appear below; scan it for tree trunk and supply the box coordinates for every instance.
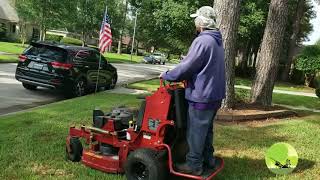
[238,42,250,71]
[213,0,241,109]
[39,27,46,41]
[135,40,138,55]
[281,0,305,81]
[42,28,46,41]
[82,32,86,47]
[117,31,123,54]
[117,0,128,54]
[19,22,27,46]
[252,51,258,68]
[250,0,289,106]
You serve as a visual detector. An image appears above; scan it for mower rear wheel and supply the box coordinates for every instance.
[66,137,83,162]
[124,148,167,180]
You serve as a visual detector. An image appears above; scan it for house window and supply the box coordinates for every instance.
[0,23,6,32]
[11,24,16,33]
[0,23,6,39]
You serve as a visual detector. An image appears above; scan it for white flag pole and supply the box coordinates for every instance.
[95,5,108,93]
[130,9,138,62]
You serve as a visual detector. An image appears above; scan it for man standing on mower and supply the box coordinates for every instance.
[160,6,226,176]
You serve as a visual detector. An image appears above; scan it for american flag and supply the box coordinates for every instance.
[99,8,112,53]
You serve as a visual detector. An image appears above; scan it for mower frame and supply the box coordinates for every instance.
[66,79,224,180]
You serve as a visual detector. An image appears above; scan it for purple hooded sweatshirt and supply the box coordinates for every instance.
[162,30,226,109]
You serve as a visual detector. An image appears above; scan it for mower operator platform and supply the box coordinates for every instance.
[65,79,224,180]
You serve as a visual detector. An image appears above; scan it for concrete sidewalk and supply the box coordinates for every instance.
[0,51,16,55]
[235,85,317,98]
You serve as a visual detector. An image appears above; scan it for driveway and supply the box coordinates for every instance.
[0,63,175,116]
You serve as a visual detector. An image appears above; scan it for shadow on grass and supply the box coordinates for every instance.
[216,123,291,150]
[295,158,316,173]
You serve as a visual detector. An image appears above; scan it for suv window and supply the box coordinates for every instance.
[73,50,101,63]
[88,51,100,63]
[25,45,67,62]
[73,50,90,62]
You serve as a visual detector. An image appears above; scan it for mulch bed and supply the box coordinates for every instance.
[216,103,297,122]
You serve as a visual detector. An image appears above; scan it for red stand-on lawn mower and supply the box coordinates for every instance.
[65,79,224,180]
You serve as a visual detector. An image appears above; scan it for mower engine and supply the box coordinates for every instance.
[65,80,224,180]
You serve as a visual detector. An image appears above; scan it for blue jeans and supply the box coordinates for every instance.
[186,105,220,170]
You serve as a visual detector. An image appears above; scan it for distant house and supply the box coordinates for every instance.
[0,0,39,41]
[46,29,81,39]
[46,29,99,45]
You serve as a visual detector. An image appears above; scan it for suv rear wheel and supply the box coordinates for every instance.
[65,78,87,98]
[106,75,117,90]
[22,83,37,90]
[74,79,87,97]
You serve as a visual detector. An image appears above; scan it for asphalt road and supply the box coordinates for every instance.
[0,63,175,116]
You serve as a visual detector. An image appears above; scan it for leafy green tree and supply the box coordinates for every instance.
[65,0,104,46]
[15,0,35,44]
[236,0,315,78]
[15,0,69,41]
[281,0,316,81]
[237,0,269,71]
[296,45,320,86]
[130,0,210,53]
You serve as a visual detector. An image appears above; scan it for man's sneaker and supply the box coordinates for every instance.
[175,162,203,176]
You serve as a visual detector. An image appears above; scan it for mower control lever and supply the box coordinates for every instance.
[81,125,117,136]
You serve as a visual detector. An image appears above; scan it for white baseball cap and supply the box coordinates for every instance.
[190,6,217,29]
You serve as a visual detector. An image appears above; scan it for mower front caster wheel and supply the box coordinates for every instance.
[66,137,83,162]
[125,148,167,180]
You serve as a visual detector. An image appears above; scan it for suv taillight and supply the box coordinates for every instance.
[19,55,27,62]
[51,61,73,70]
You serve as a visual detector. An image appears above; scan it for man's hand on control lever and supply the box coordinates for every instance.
[159,71,166,78]
[159,69,170,79]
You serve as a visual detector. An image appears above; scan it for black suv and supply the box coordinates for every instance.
[15,42,117,97]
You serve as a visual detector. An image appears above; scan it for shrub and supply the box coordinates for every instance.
[316,88,320,98]
[290,68,305,85]
[61,37,83,46]
[296,45,320,86]
[45,34,63,42]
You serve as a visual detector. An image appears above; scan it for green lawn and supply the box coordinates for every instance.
[0,93,139,180]
[104,53,142,64]
[0,42,28,54]
[0,91,319,179]
[127,79,160,91]
[0,55,18,63]
[235,88,320,110]
[236,77,315,94]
